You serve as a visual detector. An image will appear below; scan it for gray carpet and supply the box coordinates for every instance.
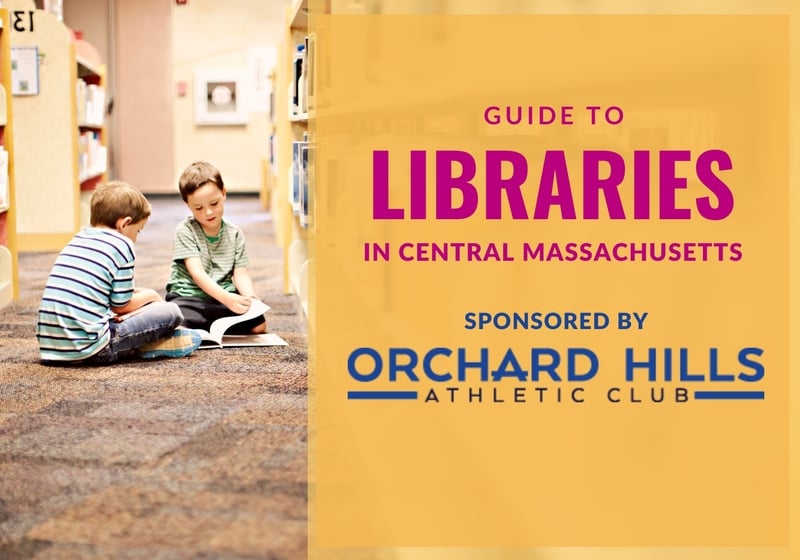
[0,195,308,559]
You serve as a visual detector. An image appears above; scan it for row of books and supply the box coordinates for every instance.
[76,79,106,127]
[289,34,316,121]
[77,130,107,182]
[290,136,314,229]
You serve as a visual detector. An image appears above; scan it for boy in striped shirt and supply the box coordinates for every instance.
[37,181,202,364]
[165,161,267,333]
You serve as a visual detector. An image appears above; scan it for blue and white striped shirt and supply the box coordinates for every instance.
[37,227,136,361]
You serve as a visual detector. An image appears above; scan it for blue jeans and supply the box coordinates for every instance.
[85,302,184,365]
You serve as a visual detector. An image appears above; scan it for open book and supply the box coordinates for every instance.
[196,298,287,349]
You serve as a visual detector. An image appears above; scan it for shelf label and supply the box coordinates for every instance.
[11,10,34,32]
[10,46,40,96]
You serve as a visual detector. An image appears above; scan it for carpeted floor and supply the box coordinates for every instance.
[0,195,308,559]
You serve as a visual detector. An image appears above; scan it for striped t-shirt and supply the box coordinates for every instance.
[165,217,250,298]
[37,227,136,362]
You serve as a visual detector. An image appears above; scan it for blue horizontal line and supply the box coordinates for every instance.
[694,391,764,400]
[347,391,418,400]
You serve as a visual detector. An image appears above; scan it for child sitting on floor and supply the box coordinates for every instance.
[37,181,202,364]
[165,161,267,334]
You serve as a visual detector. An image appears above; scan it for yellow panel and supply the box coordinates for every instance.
[310,11,792,557]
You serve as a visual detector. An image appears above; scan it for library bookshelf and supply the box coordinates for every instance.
[4,0,107,252]
[74,35,108,227]
[0,8,18,306]
[274,0,311,315]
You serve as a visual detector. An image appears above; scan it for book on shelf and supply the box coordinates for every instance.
[291,140,300,215]
[299,141,315,228]
[78,130,107,181]
[289,43,305,119]
[291,136,309,216]
[305,34,316,113]
[76,79,106,127]
[268,133,276,170]
[299,144,308,227]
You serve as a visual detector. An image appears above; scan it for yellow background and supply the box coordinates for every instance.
[310,4,795,558]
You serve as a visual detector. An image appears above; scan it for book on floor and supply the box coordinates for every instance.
[196,298,288,349]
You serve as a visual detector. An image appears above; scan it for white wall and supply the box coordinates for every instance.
[171,0,288,193]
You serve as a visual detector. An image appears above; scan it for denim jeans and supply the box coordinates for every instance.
[85,302,184,365]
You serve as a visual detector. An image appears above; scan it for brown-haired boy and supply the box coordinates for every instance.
[165,161,267,333]
[37,181,202,364]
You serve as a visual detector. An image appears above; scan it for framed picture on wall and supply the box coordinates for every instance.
[194,69,249,126]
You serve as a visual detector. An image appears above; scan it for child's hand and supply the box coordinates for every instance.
[134,287,163,303]
[224,293,254,315]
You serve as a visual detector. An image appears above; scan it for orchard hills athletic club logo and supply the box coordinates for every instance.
[339,104,770,408]
[344,310,766,407]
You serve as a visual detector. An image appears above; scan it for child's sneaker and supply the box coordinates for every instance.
[138,328,202,359]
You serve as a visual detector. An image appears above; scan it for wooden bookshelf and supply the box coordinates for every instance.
[4,0,107,251]
[0,8,19,306]
[74,36,108,227]
[274,0,311,315]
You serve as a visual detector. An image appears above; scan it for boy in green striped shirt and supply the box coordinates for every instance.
[165,161,267,334]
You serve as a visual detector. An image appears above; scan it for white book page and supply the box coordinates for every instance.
[218,333,288,347]
[208,299,271,343]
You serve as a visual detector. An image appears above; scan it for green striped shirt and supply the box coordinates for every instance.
[166,217,250,298]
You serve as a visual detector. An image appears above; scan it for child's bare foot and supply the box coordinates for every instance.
[251,322,267,334]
